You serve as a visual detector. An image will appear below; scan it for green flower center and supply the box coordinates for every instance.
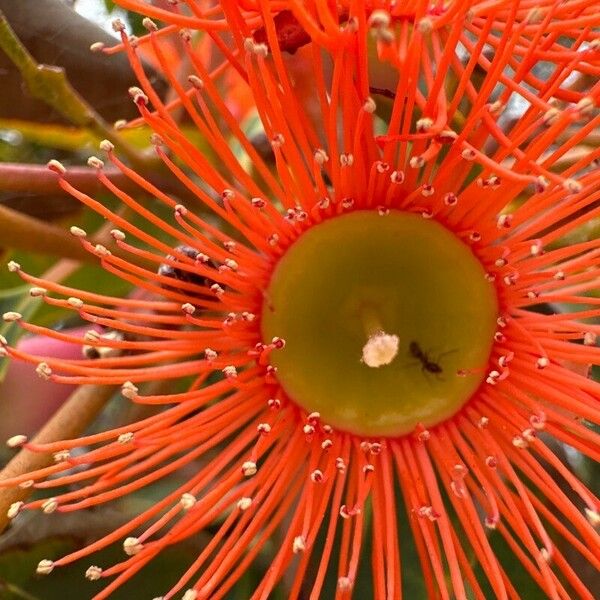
[261,210,498,437]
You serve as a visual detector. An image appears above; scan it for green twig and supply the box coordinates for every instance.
[0,10,145,169]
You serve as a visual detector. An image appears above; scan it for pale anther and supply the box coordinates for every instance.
[242,461,257,477]
[180,493,197,510]
[29,287,48,297]
[121,381,138,399]
[512,435,528,449]
[390,170,404,184]
[87,156,104,169]
[416,117,433,132]
[53,450,70,462]
[181,303,196,315]
[337,577,353,592]
[292,535,306,553]
[267,398,281,409]
[271,133,285,148]
[36,560,54,575]
[118,432,134,444]
[7,501,24,519]
[303,424,315,435]
[94,244,111,257]
[3,311,22,322]
[369,442,383,454]
[42,498,58,514]
[585,508,600,527]
[237,497,252,511]
[36,362,52,380]
[204,348,217,360]
[418,17,433,33]
[540,547,552,562]
[409,156,425,168]
[222,365,237,378]
[535,175,549,192]
[99,139,114,152]
[47,159,66,174]
[6,434,28,448]
[363,97,376,113]
[85,565,102,580]
[563,178,582,193]
[179,28,192,42]
[530,241,542,256]
[314,148,329,164]
[536,357,549,369]
[529,413,546,430]
[68,297,84,309]
[142,17,158,31]
[123,537,143,556]
[310,469,324,483]
[174,203,188,216]
[128,87,148,105]
[111,18,126,32]
[437,129,458,143]
[576,96,594,116]
[184,76,202,94]
[70,226,87,238]
[368,9,390,28]
[340,153,354,167]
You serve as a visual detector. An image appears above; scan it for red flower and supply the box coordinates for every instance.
[2,1,600,599]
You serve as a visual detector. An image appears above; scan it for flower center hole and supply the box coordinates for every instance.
[262,211,498,436]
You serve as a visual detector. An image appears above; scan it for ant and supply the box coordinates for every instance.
[408,341,446,377]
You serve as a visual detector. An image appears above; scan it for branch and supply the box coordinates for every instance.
[0,204,94,262]
[0,162,137,196]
